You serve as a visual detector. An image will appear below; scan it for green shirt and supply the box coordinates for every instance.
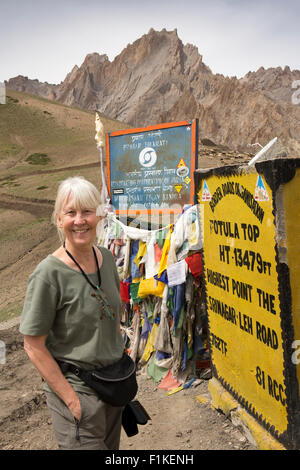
[20,246,125,394]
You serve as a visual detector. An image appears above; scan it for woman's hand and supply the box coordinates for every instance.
[23,334,82,421]
[67,394,82,421]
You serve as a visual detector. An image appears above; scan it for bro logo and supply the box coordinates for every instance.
[139,147,157,167]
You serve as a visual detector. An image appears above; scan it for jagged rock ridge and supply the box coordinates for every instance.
[6,28,300,153]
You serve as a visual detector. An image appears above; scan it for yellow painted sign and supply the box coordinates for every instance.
[177,158,187,168]
[197,169,288,436]
[174,184,183,193]
[282,166,300,396]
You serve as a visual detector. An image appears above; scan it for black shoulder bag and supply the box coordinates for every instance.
[57,353,138,407]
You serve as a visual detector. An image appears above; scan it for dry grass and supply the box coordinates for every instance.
[0,88,131,179]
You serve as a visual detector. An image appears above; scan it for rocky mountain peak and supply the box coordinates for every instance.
[241,65,300,103]
[83,52,109,65]
[6,28,300,154]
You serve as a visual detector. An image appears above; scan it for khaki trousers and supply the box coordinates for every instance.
[45,390,123,450]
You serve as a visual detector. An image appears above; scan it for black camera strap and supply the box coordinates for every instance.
[63,242,114,320]
[63,242,101,290]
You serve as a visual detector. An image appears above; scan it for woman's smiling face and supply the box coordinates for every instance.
[57,193,100,249]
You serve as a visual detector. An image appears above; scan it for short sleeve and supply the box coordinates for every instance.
[19,274,58,336]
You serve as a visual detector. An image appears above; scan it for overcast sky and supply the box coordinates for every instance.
[1,0,299,84]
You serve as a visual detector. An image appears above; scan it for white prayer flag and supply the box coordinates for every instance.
[167,260,187,287]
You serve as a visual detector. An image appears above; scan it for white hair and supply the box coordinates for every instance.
[52,176,102,242]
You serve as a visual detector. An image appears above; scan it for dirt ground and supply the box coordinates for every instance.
[0,322,257,452]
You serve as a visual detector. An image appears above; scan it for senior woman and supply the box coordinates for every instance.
[19,176,126,450]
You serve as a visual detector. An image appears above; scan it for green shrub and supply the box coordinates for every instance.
[25,153,51,165]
